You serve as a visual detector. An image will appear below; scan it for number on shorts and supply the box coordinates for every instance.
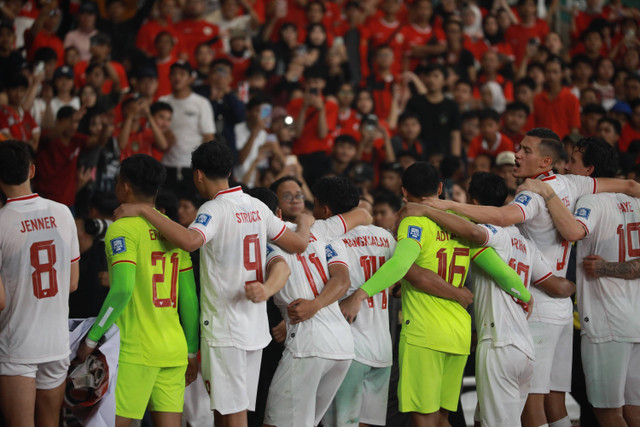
[30,240,58,299]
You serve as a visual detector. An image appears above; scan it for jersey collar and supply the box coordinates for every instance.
[5,193,39,203]
[213,186,242,199]
[531,169,556,181]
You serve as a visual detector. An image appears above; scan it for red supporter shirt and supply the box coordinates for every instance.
[116,127,163,161]
[401,23,446,70]
[467,132,514,159]
[334,108,360,139]
[28,31,65,66]
[174,19,223,62]
[287,97,338,155]
[361,74,396,123]
[74,60,130,94]
[475,74,514,101]
[572,11,604,40]
[33,132,89,207]
[155,56,175,99]
[533,87,581,139]
[505,19,549,66]
[0,106,39,141]
[136,19,184,57]
[619,123,640,153]
[366,17,404,75]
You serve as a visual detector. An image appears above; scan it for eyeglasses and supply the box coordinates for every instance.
[282,193,305,202]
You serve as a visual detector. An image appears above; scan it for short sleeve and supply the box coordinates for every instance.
[479,224,510,259]
[266,243,285,268]
[199,97,216,135]
[509,191,541,222]
[325,239,348,268]
[573,196,596,236]
[566,174,597,199]
[311,215,348,241]
[179,249,193,272]
[188,202,217,244]
[105,220,137,267]
[260,205,287,241]
[529,243,553,285]
[69,215,80,263]
[397,217,427,248]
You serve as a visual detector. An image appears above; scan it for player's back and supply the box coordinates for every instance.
[511,172,595,324]
[0,194,79,363]
[105,215,191,366]
[188,187,287,350]
[268,220,354,360]
[574,193,640,342]
[398,215,472,355]
[332,225,396,367]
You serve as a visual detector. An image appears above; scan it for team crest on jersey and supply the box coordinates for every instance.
[196,213,211,226]
[575,207,591,220]
[325,244,338,261]
[407,225,422,241]
[515,194,532,206]
[111,237,127,254]
[484,224,498,234]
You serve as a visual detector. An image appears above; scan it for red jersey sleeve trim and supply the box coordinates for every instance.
[482,226,490,246]
[179,266,194,272]
[112,260,136,267]
[514,204,526,221]
[272,224,287,241]
[328,260,348,267]
[71,256,81,263]
[533,271,553,285]
[576,219,590,236]
[592,177,597,194]
[266,255,284,268]
[471,246,489,260]
[338,214,347,234]
[189,227,207,244]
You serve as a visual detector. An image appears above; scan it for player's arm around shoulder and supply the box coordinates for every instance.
[273,213,315,253]
[423,196,524,227]
[115,204,204,252]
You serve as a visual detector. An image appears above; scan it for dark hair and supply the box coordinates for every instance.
[0,141,33,185]
[312,176,359,215]
[479,108,501,123]
[398,111,421,125]
[582,103,606,116]
[440,155,462,179]
[155,190,178,221]
[150,101,173,116]
[546,55,568,70]
[461,109,481,121]
[373,191,402,212]
[211,57,234,70]
[380,162,403,175]
[630,98,640,112]
[515,77,536,91]
[56,105,76,120]
[246,93,272,110]
[305,0,326,13]
[5,75,29,90]
[85,62,105,76]
[154,30,174,46]
[402,161,440,198]
[334,134,358,146]
[468,172,508,207]
[571,53,593,69]
[574,137,618,178]
[191,140,234,180]
[269,176,303,194]
[34,47,58,63]
[303,65,327,81]
[119,154,167,198]
[454,79,473,89]
[505,101,530,116]
[247,187,279,214]
[526,128,563,162]
[597,117,621,135]
[424,63,448,80]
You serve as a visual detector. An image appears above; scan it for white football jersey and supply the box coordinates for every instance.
[189,187,287,350]
[510,170,596,324]
[573,193,640,343]
[327,225,396,367]
[0,194,79,363]
[475,224,553,359]
[266,219,354,360]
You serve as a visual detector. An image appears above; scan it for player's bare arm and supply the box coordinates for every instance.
[115,204,204,252]
[272,213,314,253]
[340,207,374,231]
[583,255,640,279]
[517,179,586,242]
[70,260,80,293]
[595,177,640,198]
[424,197,524,227]
[535,275,576,298]
[0,275,5,311]
[404,265,474,308]
[246,257,291,303]
[288,263,350,324]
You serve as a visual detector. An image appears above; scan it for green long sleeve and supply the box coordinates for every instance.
[472,247,531,303]
[360,238,421,297]
[178,269,199,355]
[87,262,136,342]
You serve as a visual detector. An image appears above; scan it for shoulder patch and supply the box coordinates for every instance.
[514,194,532,206]
[407,225,423,242]
[195,213,211,226]
[484,224,498,234]
[266,244,274,256]
[574,207,591,220]
[110,237,127,255]
[325,244,338,261]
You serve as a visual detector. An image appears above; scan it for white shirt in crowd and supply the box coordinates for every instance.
[234,122,268,186]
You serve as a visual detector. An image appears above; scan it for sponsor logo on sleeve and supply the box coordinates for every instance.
[195,213,211,226]
[575,207,591,220]
[484,224,498,234]
[325,244,338,261]
[515,194,532,206]
[110,237,126,254]
[407,225,423,242]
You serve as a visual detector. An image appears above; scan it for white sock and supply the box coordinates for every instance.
[548,415,571,427]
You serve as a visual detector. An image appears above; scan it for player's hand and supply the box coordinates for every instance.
[75,341,94,363]
[185,356,198,386]
[422,197,452,211]
[454,286,474,308]
[583,254,606,278]
[516,179,552,198]
[245,281,268,303]
[271,320,286,343]
[287,298,320,324]
[295,212,315,229]
[339,288,367,323]
[114,203,144,220]
[526,295,533,319]
[397,202,429,220]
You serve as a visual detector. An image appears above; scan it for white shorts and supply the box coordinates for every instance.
[474,341,533,427]
[529,321,572,393]
[323,360,391,427]
[0,357,69,390]
[264,349,351,427]
[200,345,262,415]
[582,338,640,408]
